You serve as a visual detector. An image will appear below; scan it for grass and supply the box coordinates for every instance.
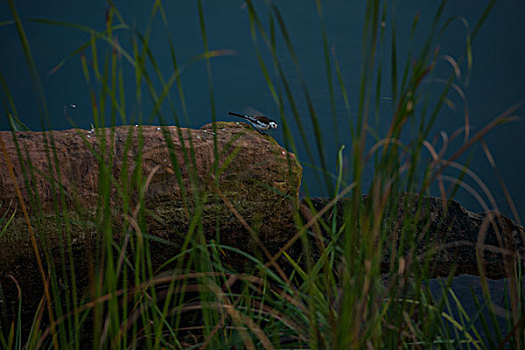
[0,0,524,348]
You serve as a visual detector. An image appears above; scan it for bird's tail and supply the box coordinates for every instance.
[228,112,246,119]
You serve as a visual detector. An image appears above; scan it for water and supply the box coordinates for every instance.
[427,275,516,345]
[1,1,523,221]
[1,1,524,343]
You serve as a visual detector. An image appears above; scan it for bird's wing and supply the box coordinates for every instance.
[244,106,264,116]
[255,116,270,124]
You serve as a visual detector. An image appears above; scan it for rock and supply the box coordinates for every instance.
[0,121,524,313]
[306,196,525,279]
[0,122,300,212]
[0,122,302,310]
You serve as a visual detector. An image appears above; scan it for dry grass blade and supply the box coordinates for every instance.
[498,314,525,349]
[206,282,274,350]
[265,182,357,269]
[210,175,290,285]
[0,133,59,347]
[419,240,525,261]
[433,101,524,180]
[422,140,447,201]
[481,139,521,226]
[199,313,228,350]
[432,78,470,141]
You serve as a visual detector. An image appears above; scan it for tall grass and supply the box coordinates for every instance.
[0,0,523,348]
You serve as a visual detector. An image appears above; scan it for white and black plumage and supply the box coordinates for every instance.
[228,112,278,134]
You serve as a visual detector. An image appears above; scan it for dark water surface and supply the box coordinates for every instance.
[1,1,525,344]
[1,1,524,218]
[427,274,518,345]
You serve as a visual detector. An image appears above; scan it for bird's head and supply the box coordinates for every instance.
[269,120,278,129]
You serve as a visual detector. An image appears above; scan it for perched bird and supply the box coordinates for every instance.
[228,112,278,134]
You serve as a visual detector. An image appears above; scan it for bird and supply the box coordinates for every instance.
[228,112,278,134]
